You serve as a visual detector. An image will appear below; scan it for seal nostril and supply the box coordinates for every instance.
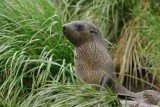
[62,26,66,31]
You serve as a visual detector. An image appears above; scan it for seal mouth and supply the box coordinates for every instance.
[62,25,77,45]
[62,25,73,38]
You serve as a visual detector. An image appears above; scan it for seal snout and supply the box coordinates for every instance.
[62,25,66,31]
[62,24,69,35]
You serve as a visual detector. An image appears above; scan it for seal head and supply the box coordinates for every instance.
[62,20,103,46]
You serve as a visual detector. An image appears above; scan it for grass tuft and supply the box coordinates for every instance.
[0,0,160,106]
[19,83,120,107]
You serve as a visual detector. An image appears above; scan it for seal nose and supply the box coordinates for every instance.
[62,25,66,31]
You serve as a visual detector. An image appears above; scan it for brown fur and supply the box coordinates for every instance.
[63,21,115,87]
[62,21,160,105]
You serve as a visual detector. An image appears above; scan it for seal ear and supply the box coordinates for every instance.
[89,28,98,34]
[88,25,99,34]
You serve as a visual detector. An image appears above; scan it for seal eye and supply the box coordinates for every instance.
[75,24,84,31]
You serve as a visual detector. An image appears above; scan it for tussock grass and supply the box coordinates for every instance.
[112,1,160,91]
[0,0,74,106]
[0,0,121,106]
[19,83,120,107]
[0,0,160,106]
[136,8,160,89]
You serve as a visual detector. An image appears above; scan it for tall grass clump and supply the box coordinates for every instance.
[0,0,121,106]
[112,1,160,91]
[19,83,120,107]
[136,1,160,88]
[0,0,74,106]
[0,0,160,106]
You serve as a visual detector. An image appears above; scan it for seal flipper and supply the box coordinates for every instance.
[100,76,135,100]
[116,93,135,100]
[100,75,115,91]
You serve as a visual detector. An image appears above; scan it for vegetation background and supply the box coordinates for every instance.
[0,0,160,106]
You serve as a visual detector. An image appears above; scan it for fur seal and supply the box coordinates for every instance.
[62,21,160,105]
